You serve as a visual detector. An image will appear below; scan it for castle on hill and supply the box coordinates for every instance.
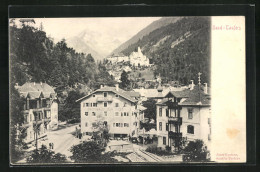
[107,47,150,67]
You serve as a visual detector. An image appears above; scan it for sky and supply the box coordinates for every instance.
[26,17,161,56]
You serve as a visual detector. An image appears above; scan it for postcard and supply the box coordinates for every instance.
[9,15,246,164]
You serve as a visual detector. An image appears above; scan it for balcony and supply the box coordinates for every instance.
[96,97,113,102]
[33,108,43,113]
[166,101,180,109]
[43,118,51,123]
[168,117,182,125]
[168,131,182,138]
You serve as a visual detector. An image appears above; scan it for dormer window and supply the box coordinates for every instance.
[104,92,107,97]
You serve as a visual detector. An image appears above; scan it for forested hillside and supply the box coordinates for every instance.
[120,17,211,85]
[9,19,115,96]
[111,17,181,56]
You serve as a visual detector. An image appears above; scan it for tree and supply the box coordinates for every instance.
[142,99,157,122]
[27,145,67,163]
[69,141,118,163]
[10,84,27,163]
[120,70,130,89]
[183,140,210,162]
[59,90,84,122]
[91,114,110,146]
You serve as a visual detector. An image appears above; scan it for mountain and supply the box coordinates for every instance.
[116,17,211,85]
[66,35,104,62]
[111,17,182,55]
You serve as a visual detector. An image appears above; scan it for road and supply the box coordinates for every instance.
[40,124,81,160]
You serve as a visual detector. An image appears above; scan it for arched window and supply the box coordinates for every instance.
[187,125,194,134]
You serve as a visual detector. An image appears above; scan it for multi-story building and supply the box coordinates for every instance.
[129,47,150,67]
[76,85,145,138]
[156,81,211,151]
[16,82,59,143]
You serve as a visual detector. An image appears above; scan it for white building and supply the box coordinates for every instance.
[129,47,150,67]
[76,85,145,138]
[107,47,150,67]
[16,82,59,143]
[107,53,129,64]
[156,82,211,152]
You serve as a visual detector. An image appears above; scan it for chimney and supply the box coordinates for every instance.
[100,85,103,89]
[204,83,208,94]
[34,82,36,86]
[115,84,119,91]
[40,82,42,85]
[190,80,194,90]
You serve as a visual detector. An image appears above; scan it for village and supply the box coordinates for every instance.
[13,46,211,163]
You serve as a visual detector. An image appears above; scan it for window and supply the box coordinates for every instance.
[115,112,119,116]
[104,92,107,97]
[85,122,88,127]
[166,123,169,131]
[127,112,129,116]
[104,102,107,107]
[93,103,97,107]
[86,103,89,107]
[121,112,123,116]
[188,108,193,119]
[124,112,127,116]
[163,137,166,145]
[166,109,169,117]
[115,103,119,107]
[208,118,211,125]
[30,114,32,121]
[120,123,123,127]
[159,122,162,131]
[115,94,119,98]
[124,123,129,127]
[159,108,162,117]
[90,103,92,107]
[104,111,107,116]
[85,112,88,116]
[93,94,96,97]
[123,103,127,107]
[116,123,120,127]
[92,112,96,116]
[187,125,194,134]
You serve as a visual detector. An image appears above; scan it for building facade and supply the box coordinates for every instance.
[16,82,59,143]
[129,47,150,67]
[156,82,211,151]
[77,85,144,138]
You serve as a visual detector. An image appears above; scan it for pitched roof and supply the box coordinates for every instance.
[158,85,211,106]
[17,82,55,99]
[180,86,210,106]
[76,86,137,103]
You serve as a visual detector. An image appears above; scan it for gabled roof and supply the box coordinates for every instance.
[76,86,137,103]
[180,86,210,106]
[17,82,56,99]
[158,85,211,106]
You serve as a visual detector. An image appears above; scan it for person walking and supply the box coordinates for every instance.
[49,142,52,149]
[51,142,54,149]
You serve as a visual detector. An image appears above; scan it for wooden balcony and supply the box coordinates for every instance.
[166,101,181,109]
[96,97,113,102]
[168,131,182,138]
[168,117,182,125]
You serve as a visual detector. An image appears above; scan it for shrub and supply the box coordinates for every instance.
[182,140,210,162]
[146,146,174,156]
[26,145,67,163]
